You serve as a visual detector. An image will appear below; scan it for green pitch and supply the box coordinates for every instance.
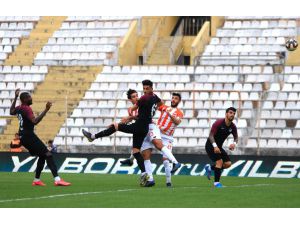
[0,172,299,208]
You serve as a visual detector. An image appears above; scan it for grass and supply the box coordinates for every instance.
[0,172,299,208]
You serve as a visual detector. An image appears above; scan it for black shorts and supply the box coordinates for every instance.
[118,122,149,149]
[20,132,48,157]
[205,141,231,163]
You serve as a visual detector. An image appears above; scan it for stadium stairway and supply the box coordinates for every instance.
[146,37,173,65]
[0,66,102,150]
[4,16,67,66]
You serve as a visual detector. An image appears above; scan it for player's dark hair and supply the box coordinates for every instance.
[226,107,237,113]
[20,92,30,102]
[48,140,53,144]
[126,89,137,99]
[172,92,181,101]
[142,79,153,87]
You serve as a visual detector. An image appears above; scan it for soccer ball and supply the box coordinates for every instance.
[285,38,298,51]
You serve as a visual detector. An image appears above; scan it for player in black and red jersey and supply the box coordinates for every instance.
[204,107,238,188]
[119,89,139,166]
[82,80,181,186]
[10,89,71,186]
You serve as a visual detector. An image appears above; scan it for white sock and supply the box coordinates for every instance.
[91,134,95,139]
[214,182,220,185]
[54,176,61,182]
[163,160,171,183]
[141,172,146,176]
[129,153,135,162]
[34,178,40,182]
[144,160,154,182]
[161,146,178,164]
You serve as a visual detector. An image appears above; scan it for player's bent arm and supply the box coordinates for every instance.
[30,102,52,125]
[167,112,181,125]
[10,89,20,115]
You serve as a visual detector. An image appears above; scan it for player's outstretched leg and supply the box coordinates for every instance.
[152,139,181,174]
[163,159,172,187]
[82,124,117,142]
[120,152,134,166]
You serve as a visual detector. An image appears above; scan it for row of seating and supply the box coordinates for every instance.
[47,37,119,45]
[0,38,20,45]
[0,22,35,30]
[252,129,300,138]
[216,28,295,37]
[102,65,286,74]
[223,20,296,29]
[35,52,107,60]
[0,74,45,82]
[0,65,48,73]
[0,16,40,21]
[0,30,31,38]
[205,44,285,53]
[211,37,286,45]
[41,45,116,52]
[246,139,299,148]
[61,21,131,29]
[226,16,300,20]
[65,16,139,21]
[52,29,128,38]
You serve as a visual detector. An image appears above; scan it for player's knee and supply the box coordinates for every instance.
[142,150,151,159]
[153,139,163,150]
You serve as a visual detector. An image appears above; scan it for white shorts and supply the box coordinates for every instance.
[141,124,174,154]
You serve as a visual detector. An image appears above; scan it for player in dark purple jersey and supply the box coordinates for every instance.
[204,107,238,188]
[10,89,71,186]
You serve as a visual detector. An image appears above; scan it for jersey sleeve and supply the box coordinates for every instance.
[155,95,162,104]
[176,109,184,119]
[11,106,20,115]
[232,123,238,141]
[158,104,167,111]
[210,119,222,136]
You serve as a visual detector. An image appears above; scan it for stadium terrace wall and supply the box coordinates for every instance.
[1,152,300,178]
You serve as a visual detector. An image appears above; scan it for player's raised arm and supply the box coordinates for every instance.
[10,89,20,115]
[30,102,52,125]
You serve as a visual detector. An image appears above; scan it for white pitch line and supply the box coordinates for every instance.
[0,184,275,204]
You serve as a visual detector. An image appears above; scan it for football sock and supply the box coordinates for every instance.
[214,167,222,182]
[95,125,116,139]
[211,164,215,171]
[45,155,59,178]
[144,160,154,182]
[35,156,46,179]
[133,152,145,173]
[161,146,178,164]
[54,176,61,182]
[129,153,135,163]
[163,160,171,183]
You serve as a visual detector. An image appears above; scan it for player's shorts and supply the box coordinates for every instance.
[141,124,174,154]
[20,132,49,157]
[205,140,230,162]
[118,121,149,149]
